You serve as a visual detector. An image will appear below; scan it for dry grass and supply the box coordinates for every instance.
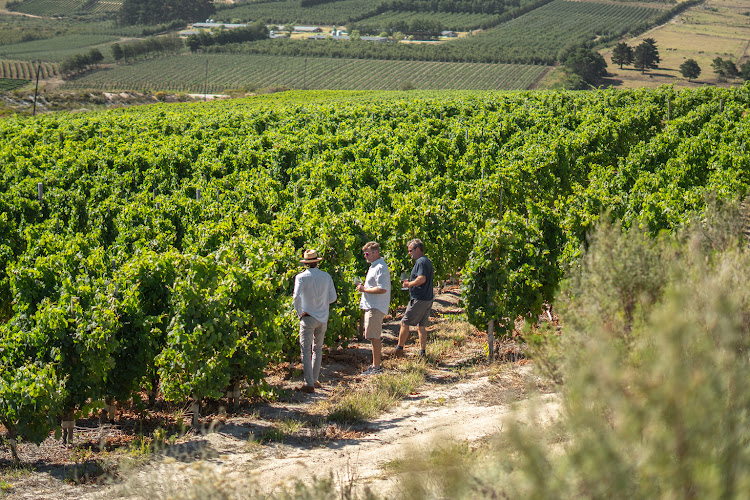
[599,0,750,88]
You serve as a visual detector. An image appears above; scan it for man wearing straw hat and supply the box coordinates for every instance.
[293,248,337,393]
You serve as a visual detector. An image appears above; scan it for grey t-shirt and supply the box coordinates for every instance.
[409,256,434,301]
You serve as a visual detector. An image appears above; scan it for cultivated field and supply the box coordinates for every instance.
[0,59,57,79]
[0,76,26,88]
[60,53,549,92]
[5,0,121,16]
[356,10,489,31]
[215,0,378,27]
[435,0,665,65]
[600,0,750,88]
[0,34,117,61]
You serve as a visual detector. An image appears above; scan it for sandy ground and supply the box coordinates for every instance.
[70,368,560,500]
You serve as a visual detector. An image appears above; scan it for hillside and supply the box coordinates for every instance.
[600,0,750,88]
[0,0,743,92]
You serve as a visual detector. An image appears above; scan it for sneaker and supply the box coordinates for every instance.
[363,365,383,375]
[418,350,427,358]
[314,382,322,389]
[300,385,315,393]
[393,348,405,359]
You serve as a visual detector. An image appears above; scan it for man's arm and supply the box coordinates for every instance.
[406,275,426,288]
[292,276,304,317]
[405,259,428,288]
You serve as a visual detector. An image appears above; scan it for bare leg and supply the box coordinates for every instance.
[397,323,410,348]
[371,339,382,367]
[418,326,428,351]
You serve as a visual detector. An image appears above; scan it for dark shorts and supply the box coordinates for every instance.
[401,299,433,327]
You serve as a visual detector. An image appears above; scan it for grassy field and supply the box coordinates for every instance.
[59,53,548,92]
[600,0,750,88]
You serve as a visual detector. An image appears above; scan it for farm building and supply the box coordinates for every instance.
[192,22,248,29]
[294,26,323,33]
[307,35,391,42]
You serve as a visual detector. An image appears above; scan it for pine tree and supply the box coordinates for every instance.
[611,42,633,69]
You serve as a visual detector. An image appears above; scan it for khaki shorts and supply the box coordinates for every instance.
[363,308,386,339]
[401,299,433,327]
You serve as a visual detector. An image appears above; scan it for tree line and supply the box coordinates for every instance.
[59,37,183,80]
[59,49,104,78]
[611,38,659,73]
[111,36,184,62]
[186,21,269,52]
[350,18,447,38]
[365,0,521,15]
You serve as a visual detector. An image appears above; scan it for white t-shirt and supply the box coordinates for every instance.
[359,257,391,314]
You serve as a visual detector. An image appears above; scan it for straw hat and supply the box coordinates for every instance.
[300,249,323,263]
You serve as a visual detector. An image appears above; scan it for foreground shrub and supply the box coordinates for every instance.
[416,206,750,499]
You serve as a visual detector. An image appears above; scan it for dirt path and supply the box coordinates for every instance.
[84,368,559,499]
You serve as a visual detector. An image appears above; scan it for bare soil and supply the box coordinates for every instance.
[0,289,560,499]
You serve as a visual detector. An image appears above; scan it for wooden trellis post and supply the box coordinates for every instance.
[488,319,495,362]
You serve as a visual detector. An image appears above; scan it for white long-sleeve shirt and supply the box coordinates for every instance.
[293,267,337,323]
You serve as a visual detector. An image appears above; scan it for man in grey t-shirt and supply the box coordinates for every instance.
[395,238,433,358]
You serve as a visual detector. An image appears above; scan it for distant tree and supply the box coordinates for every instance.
[161,34,184,54]
[724,60,739,79]
[564,46,607,85]
[567,73,589,90]
[186,34,201,52]
[712,57,739,82]
[611,42,633,69]
[87,48,104,66]
[633,39,660,73]
[350,30,361,41]
[679,59,701,81]
[393,31,405,42]
[741,61,750,81]
[111,42,123,61]
[642,38,660,64]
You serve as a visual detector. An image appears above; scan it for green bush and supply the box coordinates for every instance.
[422,207,750,499]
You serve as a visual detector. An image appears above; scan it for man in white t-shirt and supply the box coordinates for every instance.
[293,249,337,393]
[356,241,391,375]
